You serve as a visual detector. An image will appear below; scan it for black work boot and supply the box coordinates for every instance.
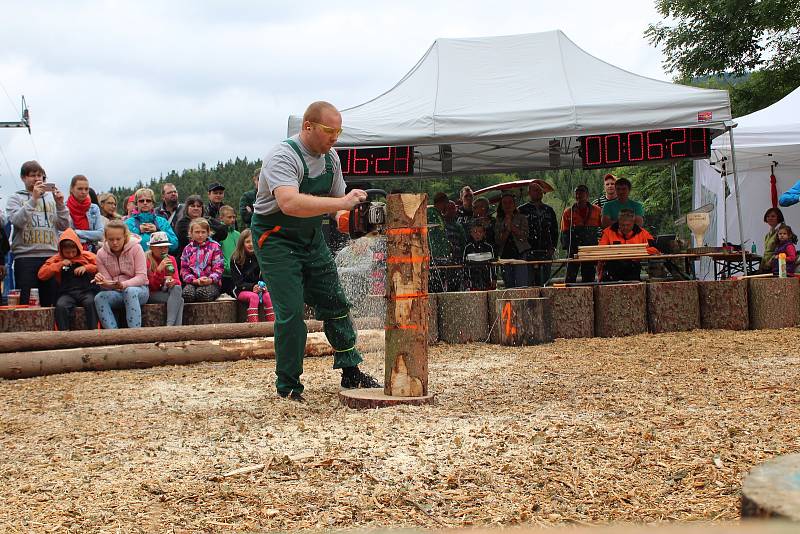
[341,366,382,389]
[278,390,305,402]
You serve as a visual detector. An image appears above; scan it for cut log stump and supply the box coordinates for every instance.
[594,283,647,338]
[182,300,238,325]
[338,388,435,409]
[741,454,800,520]
[698,279,749,330]
[539,286,594,339]
[496,297,552,346]
[70,303,167,330]
[646,281,700,333]
[748,277,799,330]
[427,293,439,344]
[0,306,54,333]
[487,288,540,343]
[437,291,489,344]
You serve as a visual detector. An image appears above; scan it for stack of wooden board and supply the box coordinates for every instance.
[577,244,649,259]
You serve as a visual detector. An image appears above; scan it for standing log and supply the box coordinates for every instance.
[383,193,431,399]
[539,286,594,339]
[646,281,700,333]
[427,293,439,345]
[593,283,647,338]
[71,303,167,330]
[0,330,385,380]
[487,288,540,343]
[0,306,54,333]
[698,279,749,330]
[749,277,799,330]
[741,454,800,520]
[496,298,552,346]
[437,291,489,344]
[182,300,238,325]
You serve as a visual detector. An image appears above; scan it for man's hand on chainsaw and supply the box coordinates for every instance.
[339,189,368,211]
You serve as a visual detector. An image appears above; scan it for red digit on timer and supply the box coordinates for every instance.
[584,136,603,166]
[394,147,411,174]
[627,132,645,161]
[604,134,622,164]
[646,130,663,159]
[670,128,687,157]
[353,149,369,174]
[339,149,352,175]
[689,128,708,156]
[374,147,391,174]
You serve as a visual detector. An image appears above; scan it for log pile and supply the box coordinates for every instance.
[646,281,700,333]
[748,277,799,330]
[594,283,647,338]
[698,279,749,330]
[577,244,649,259]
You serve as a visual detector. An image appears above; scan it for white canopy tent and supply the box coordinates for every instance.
[694,86,800,249]
[287,30,732,175]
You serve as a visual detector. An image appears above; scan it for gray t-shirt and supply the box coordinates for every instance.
[254,134,346,216]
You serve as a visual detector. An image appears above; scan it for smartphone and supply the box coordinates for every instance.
[42,183,56,192]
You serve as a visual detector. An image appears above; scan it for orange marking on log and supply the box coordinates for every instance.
[257,226,282,247]
[386,255,429,264]
[392,292,428,300]
[385,324,420,330]
[386,227,428,236]
[502,302,518,336]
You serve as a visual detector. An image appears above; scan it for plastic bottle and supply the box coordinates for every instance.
[751,242,757,254]
[163,251,175,274]
[778,253,787,278]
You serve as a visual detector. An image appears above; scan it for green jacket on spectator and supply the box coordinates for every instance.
[239,189,256,229]
[220,226,240,277]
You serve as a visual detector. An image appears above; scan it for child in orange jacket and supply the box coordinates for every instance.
[38,228,99,330]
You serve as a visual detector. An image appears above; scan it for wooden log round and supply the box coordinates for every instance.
[427,293,439,344]
[0,317,382,354]
[182,300,238,325]
[539,286,594,339]
[749,277,800,330]
[338,388,435,409]
[646,281,700,334]
[437,291,489,344]
[70,303,167,330]
[496,297,552,346]
[0,306,54,332]
[487,288,540,343]
[698,279,749,330]
[593,283,647,338]
[741,454,800,520]
[0,329,385,380]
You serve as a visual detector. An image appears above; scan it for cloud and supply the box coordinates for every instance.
[0,0,667,200]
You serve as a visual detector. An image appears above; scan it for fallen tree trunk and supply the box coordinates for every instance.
[0,329,385,380]
[0,317,383,354]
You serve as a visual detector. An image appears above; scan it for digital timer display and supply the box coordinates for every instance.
[336,146,414,176]
[579,128,710,169]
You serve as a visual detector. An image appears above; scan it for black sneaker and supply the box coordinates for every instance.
[341,367,382,389]
[278,390,305,402]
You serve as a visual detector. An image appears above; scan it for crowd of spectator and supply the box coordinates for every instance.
[1,160,272,331]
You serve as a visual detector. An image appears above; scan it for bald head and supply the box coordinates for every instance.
[303,101,339,124]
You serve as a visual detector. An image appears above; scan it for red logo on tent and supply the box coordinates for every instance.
[697,111,713,122]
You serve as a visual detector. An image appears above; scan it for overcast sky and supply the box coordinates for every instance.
[0,0,668,199]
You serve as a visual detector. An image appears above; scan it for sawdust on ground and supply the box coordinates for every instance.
[1,328,798,532]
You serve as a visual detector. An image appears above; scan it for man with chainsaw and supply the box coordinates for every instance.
[251,101,381,401]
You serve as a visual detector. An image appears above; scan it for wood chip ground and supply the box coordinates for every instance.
[1,328,799,532]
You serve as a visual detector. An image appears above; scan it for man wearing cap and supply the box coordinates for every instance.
[251,100,380,401]
[561,185,602,283]
[206,182,226,222]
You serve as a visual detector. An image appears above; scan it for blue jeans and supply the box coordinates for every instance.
[95,286,149,328]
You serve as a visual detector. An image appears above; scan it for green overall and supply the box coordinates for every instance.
[251,139,361,395]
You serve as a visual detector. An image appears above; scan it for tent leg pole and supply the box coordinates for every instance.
[728,127,749,275]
